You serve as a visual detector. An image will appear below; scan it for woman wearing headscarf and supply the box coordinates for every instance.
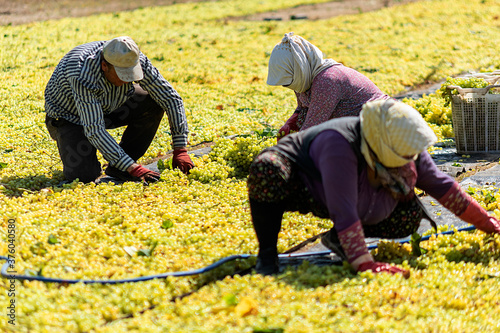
[247,99,500,275]
[267,32,390,139]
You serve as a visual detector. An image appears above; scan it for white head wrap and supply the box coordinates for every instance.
[360,99,437,169]
[267,32,339,93]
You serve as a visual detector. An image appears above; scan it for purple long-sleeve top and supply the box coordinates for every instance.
[299,130,455,232]
[295,65,390,131]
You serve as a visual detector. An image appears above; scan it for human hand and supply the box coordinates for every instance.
[129,164,161,183]
[459,200,500,234]
[277,112,300,141]
[473,216,500,234]
[172,148,194,174]
[357,261,410,278]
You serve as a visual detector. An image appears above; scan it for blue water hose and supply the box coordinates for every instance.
[0,225,477,284]
[0,254,254,285]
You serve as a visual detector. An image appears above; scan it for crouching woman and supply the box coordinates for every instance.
[247,99,500,276]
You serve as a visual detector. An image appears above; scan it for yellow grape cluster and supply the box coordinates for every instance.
[464,185,500,218]
[224,136,276,178]
[374,228,500,271]
[91,232,500,333]
[436,76,490,106]
[187,154,233,183]
[403,94,454,141]
[403,76,498,142]
[1,0,500,331]
[188,135,276,183]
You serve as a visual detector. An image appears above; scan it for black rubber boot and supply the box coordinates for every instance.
[250,199,284,275]
[105,166,141,182]
[320,228,348,261]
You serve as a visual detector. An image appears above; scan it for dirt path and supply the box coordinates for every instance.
[0,0,421,26]
[0,0,209,26]
[234,0,420,21]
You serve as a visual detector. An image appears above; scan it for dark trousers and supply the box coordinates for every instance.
[45,85,164,182]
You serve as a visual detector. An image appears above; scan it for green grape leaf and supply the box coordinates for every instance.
[24,269,40,277]
[137,249,151,256]
[157,157,173,171]
[30,242,47,256]
[47,234,59,244]
[236,107,259,114]
[161,219,174,229]
[483,191,496,204]
[137,241,158,257]
[255,127,278,138]
[157,159,165,172]
[165,157,173,170]
[253,328,284,333]
[223,293,238,306]
[410,232,426,256]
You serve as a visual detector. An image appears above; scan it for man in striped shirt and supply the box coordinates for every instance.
[45,36,194,183]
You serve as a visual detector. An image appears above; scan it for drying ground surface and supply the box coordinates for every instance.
[0,0,421,26]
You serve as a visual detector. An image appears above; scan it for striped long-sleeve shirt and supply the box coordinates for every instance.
[44,40,189,171]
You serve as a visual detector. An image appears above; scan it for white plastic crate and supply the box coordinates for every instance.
[448,84,500,153]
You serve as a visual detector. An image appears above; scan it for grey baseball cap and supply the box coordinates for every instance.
[103,36,144,82]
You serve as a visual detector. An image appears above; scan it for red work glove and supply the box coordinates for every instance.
[277,112,300,141]
[172,148,194,174]
[129,164,161,183]
[358,261,410,278]
[459,200,500,234]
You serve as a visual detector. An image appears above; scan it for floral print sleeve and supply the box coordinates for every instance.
[297,65,389,131]
[293,91,309,128]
